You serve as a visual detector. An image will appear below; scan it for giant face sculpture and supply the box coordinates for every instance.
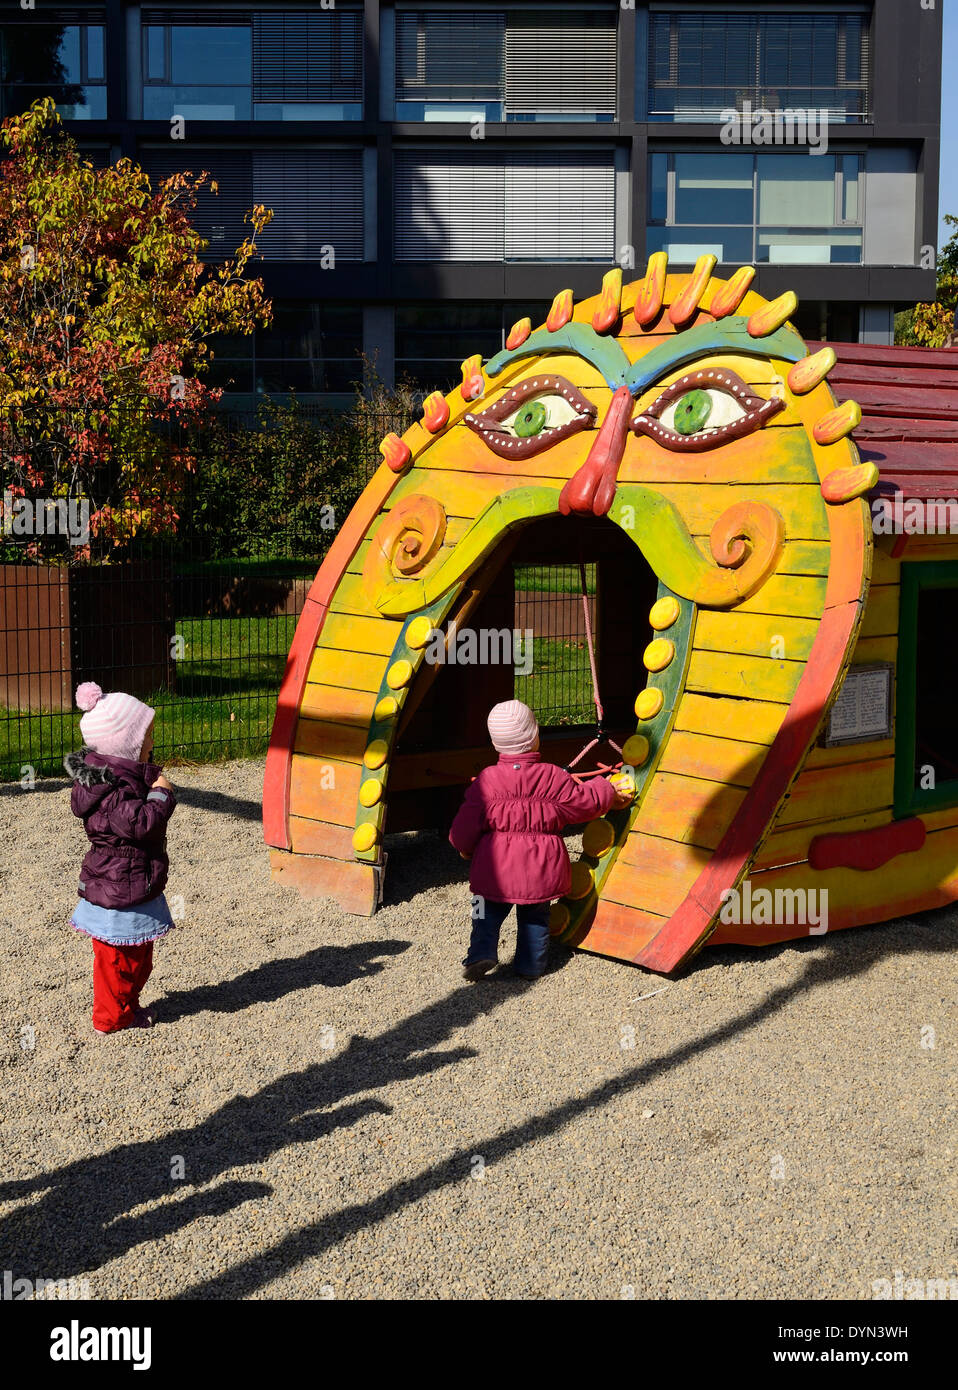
[264,255,876,974]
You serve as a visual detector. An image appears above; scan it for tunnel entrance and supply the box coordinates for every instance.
[385,512,660,833]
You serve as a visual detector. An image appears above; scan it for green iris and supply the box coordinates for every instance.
[674,389,713,435]
[514,400,548,437]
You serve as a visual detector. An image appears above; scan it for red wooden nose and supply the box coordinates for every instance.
[558,385,634,517]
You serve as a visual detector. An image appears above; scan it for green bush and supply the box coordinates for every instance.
[182,382,417,561]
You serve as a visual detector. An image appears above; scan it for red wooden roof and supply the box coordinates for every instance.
[811,340,958,501]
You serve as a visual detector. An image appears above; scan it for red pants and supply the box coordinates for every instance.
[91,938,154,1033]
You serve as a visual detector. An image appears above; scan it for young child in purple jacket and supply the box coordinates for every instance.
[64,683,177,1034]
[450,700,630,981]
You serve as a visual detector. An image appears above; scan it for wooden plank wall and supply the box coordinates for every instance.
[587,355,833,957]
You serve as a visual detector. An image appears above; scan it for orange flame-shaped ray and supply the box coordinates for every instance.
[788,346,837,396]
[668,254,717,327]
[506,317,532,350]
[459,354,484,401]
[747,291,799,339]
[546,289,574,333]
[592,268,623,333]
[421,391,450,433]
[709,266,756,319]
[379,433,412,473]
[633,252,668,327]
[813,399,862,446]
[820,460,879,504]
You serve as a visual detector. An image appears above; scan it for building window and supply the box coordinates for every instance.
[395,9,616,122]
[395,150,616,261]
[138,148,365,262]
[0,13,107,120]
[648,10,871,123]
[141,10,363,120]
[395,301,549,392]
[647,151,863,266]
[207,303,364,396]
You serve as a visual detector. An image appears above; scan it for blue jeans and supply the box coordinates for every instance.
[465,898,551,977]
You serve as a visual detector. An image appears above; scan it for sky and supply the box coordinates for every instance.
[940,0,957,245]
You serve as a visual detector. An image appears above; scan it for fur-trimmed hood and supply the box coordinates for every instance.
[64,746,117,789]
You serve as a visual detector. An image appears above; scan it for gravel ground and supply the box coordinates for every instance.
[0,756,955,1301]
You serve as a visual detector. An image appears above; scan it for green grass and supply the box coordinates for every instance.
[514,564,596,596]
[2,617,599,782]
[515,636,596,727]
[0,614,296,781]
[173,557,320,579]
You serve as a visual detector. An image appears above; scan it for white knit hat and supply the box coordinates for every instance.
[75,682,155,762]
[487,699,539,755]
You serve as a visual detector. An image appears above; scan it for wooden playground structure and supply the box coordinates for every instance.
[262,255,958,973]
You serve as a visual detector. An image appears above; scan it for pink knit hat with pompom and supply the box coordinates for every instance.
[76,682,155,762]
[487,699,539,755]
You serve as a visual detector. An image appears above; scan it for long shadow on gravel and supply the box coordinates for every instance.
[2,917,952,1294]
[157,941,411,1022]
[167,916,956,1299]
[172,786,263,822]
[0,949,569,1285]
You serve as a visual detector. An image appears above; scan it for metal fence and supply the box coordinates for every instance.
[0,401,410,781]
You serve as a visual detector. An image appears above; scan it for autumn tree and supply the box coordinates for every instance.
[0,98,273,549]
[897,214,958,349]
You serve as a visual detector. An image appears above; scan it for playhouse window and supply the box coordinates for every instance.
[513,563,597,727]
[895,563,958,815]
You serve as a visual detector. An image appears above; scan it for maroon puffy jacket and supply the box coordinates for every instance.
[449,750,616,904]
[65,747,176,909]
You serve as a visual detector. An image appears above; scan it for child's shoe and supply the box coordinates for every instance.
[132,1006,154,1028]
[463,958,497,981]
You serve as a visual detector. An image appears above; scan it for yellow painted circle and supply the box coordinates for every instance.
[359,779,382,808]
[363,739,389,770]
[622,734,650,768]
[386,659,413,689]
[352,823,378,853]
[405,616,434,650]
[582,819,616,858]
[643,638,675,673]
[567,861,594,900]
[649,596,680,631]
[549,903,570,937]
[374,695,398,722]
[635,687,664,721]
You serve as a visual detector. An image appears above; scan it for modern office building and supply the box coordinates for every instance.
[0,2,943,402]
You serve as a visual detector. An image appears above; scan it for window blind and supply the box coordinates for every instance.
[649,12,870,119]
[396,11,503,102]
[394,150,614,261]
[138,148,253,257]
[504,151,615,259]
[253,151,364,261]
[253,10,362,104]
[504,18,616,116]
[139,149,363,262]
[394,151,504,259]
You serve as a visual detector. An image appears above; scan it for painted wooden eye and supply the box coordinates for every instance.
[464,373,597,459]
[661,387,748,436]
[672,389,713,435]
[513,400,548,437]
[632,368,785,453]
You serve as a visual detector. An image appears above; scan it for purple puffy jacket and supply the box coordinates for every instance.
[449,750,617,904]
[65,747,176,910]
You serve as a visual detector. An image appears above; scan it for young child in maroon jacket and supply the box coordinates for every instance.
[64,683,176,1034]
[450,700,630,981]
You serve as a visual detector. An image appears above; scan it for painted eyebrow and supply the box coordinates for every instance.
[626,316,807,396]
[485,322,632,389]
[484,315,807,398]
